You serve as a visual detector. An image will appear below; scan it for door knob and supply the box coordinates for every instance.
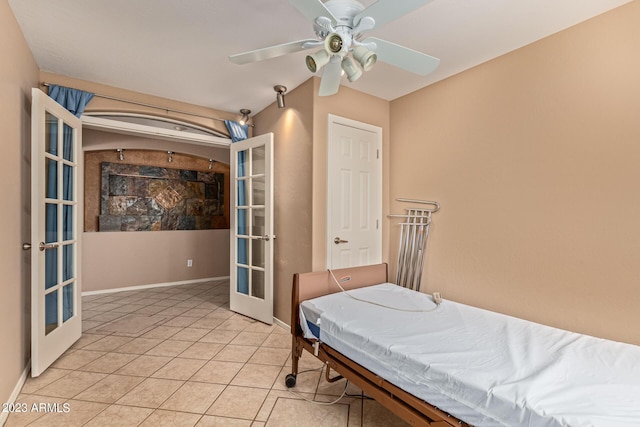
[334,237,349,244]
[39,242,59,252]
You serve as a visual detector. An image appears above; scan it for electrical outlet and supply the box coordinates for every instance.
[187,259,193,267]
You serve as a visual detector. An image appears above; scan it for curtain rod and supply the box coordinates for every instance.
[41,82,253,126]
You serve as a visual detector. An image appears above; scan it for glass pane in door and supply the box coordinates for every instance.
[251,239,264,268]
[45,247,58,290]
[252,176,265,205]
[45,112,58,155]
[237,207,248,236]
[237,237,248,265]
[237,266,249,295]
[63,283,74,322]
[63,243,74,282]
[63,205,73,241]
[237,150,247,178]
[251,269,265,299]
[62,123,74,162]
[45,290,58,335]
[45,203,58,243]
[252,146,265,175]
[251,208,265,236]
[45,158,58,199]
[237,179,247,207]
[63,164,73,201]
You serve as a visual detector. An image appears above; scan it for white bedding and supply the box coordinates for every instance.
[299,283,640,427]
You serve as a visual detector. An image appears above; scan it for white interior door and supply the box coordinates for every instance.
[230,133,274,324]
[327,115,382,269]
[30,88,83,376]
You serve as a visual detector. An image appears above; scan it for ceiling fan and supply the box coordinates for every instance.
[229,0,440,96]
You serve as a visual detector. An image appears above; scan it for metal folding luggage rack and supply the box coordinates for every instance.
[388,198,440,292]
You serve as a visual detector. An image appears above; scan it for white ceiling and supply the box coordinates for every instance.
[9,0,631,117]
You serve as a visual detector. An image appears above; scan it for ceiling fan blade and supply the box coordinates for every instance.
[364,37,440,75]
[355,0,433,28]
[229,39,321,65]
[318,58,342,96]
[289,0,337,24]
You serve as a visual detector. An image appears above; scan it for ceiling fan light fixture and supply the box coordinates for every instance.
[239,108,251,126]
[325,33,345,54]
[353,45,377,71]
[341,56,362,82]
[306,49,330,73]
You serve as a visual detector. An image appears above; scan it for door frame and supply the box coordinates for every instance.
[326,114,383,269]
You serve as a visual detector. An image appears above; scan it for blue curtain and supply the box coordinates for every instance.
[46,85,94,325]
[225,120,249,295]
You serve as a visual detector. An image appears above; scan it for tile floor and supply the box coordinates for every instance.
[6,280,408,427]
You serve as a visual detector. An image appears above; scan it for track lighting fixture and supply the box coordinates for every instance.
[167,151,174,163]
[274,85,287,108]
[238,109,251,126]
[116,148,124,161]
[208,159,214,170]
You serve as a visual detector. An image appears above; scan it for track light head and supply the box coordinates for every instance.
[239,109,251,126]
[274,85,287,108]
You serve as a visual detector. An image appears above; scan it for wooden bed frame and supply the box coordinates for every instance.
[287,263,470,427]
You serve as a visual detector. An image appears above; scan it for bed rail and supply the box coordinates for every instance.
[388,198,440,291]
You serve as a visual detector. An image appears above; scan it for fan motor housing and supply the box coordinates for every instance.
[325,0,365,26]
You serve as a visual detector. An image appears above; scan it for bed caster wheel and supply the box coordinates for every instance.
[285,374,297,388]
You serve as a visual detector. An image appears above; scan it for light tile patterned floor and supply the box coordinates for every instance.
[7,280,408,426]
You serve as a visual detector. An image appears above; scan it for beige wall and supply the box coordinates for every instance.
[83,229,229,292]
[0,0,39,409]
[253,79,315,323]
[390,1,640,345]
[254,78,391,324]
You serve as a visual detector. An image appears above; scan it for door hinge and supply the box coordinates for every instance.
[376,149,380,159]
[376,220,379,229]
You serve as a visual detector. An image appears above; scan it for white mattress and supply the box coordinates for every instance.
[299,283,640,427]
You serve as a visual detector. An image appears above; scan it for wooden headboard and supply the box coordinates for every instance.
[290,263,388,334]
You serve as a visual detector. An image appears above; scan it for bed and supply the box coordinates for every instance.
[286,263,640,427]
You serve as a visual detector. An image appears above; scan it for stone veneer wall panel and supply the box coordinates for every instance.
[85,150,229,232]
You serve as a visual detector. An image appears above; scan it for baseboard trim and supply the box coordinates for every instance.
[1,360,31,426]
[81,276,230,296]
[273,317,289,331]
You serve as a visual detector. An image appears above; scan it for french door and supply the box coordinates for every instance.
[230,133,274,324]
[30,88,83,376]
